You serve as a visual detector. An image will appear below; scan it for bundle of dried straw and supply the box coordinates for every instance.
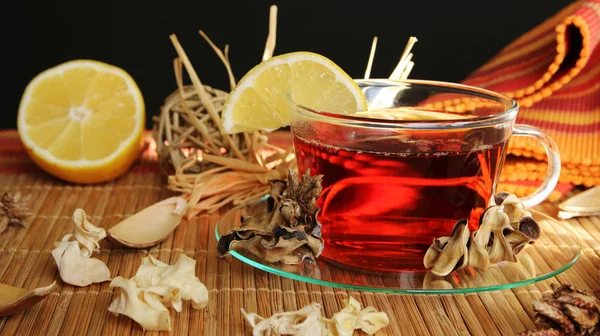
[153,6,295,217]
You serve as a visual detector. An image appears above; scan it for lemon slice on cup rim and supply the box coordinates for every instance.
[221,51,368,134]
[17,59,145,184]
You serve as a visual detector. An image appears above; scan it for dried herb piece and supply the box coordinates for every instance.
[0,192,32,234]
[424,192,541,276]
[218,168,324,265]
[518,284,600,336]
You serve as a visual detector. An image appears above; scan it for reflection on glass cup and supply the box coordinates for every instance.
[289,79,560,272]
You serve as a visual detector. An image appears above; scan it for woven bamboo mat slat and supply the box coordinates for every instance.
[0,130,598,336]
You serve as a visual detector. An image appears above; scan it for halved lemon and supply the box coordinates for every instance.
[17,60,145,184]
[221,52,367,134]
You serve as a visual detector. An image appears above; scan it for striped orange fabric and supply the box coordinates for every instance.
[462,0,600,199]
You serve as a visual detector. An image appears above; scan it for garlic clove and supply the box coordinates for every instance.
[558,185,600,213]
[108,277,171,332]
[52,240,111,286]
[107,196,187,249]
[0,281,57,317]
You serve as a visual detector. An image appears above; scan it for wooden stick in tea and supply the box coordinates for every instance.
[364,36,378,79]
[390,36,418,80]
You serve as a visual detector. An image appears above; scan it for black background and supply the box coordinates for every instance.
[3,0,570,129]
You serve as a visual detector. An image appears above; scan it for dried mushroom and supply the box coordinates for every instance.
[0,192,32,235]
[107,196,187,248]
[424,192,541,276]
[423,219,469,276]
[108,253,208,332]
[0,281,57,317]
[218,168,325,265]
[51,209,111,286]
[241,296,389,336]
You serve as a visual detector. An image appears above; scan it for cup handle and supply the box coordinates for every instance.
[510,124,561,208]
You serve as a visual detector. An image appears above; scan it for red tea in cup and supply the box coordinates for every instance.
[290,80,560,273]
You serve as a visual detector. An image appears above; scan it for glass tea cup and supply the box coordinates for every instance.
[289,79,560,273]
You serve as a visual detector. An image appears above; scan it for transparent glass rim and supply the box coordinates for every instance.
[215,197,580,295]
[293,79,519,130]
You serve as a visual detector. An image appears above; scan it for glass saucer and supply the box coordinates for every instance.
[215,197,580,294]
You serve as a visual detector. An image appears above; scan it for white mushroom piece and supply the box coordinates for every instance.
[51,209,111,286]
[241,296,390,336]
[424,192,541,276]
[107,253,209,332]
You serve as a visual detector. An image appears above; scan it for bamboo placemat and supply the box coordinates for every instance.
[0,129,598,336]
